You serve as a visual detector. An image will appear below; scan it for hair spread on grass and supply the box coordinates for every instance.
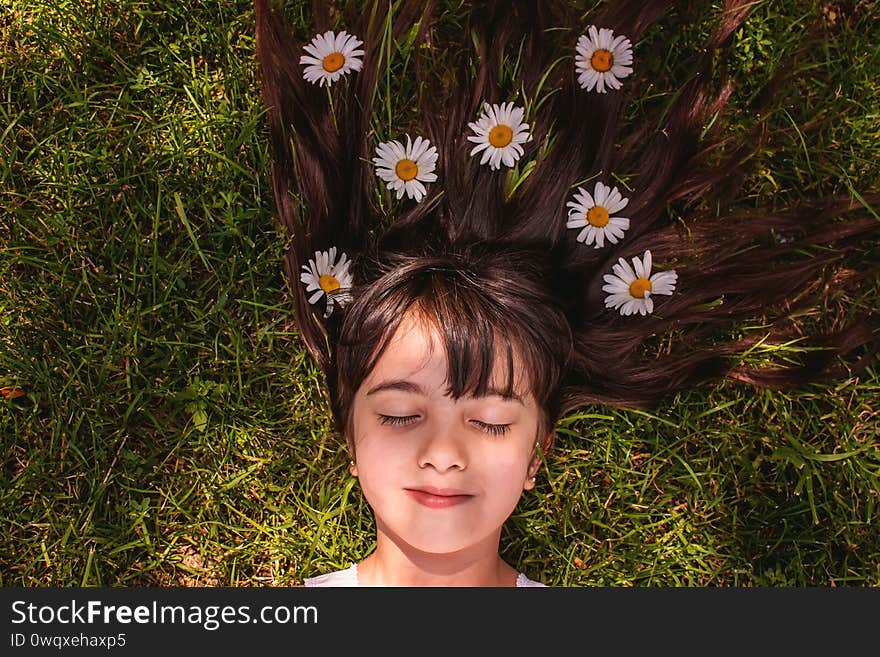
[254,0,879,435]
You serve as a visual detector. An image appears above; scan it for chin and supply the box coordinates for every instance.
[387,519,497,556]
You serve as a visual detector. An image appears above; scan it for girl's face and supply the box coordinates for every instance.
[349,311,548,555]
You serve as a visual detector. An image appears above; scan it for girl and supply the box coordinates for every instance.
[254,0,879,586]
[303,246,571,586]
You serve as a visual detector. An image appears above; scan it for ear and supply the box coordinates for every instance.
[523,432,554,491]
[345,436,357,476]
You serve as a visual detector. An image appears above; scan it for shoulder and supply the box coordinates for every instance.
[303,564,359,587]
[515,572,547,587]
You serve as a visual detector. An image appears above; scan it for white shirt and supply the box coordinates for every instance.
[304,563,547,587]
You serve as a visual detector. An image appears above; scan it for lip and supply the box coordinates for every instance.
[405,487,474,509]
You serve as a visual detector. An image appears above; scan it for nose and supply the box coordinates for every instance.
[417,416,468,473]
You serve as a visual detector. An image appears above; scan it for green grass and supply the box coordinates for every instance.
[1,0,878,587]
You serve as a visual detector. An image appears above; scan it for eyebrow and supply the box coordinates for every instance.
[366,379,525,405]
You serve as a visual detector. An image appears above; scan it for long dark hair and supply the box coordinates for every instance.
[254,0,879,434]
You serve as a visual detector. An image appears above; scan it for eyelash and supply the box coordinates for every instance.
[473,420,510,436]
[377,415,510,436]
[378,414,418,427]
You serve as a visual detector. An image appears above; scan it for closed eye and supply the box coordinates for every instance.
[472,420,510,436]
[378,414,419,426]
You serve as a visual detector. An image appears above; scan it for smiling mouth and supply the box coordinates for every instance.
[405,488,474,509]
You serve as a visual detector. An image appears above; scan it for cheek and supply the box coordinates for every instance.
[351,430,407,484]
[355,431,384,458]
[352,435,415,518]
[477,445,532,494]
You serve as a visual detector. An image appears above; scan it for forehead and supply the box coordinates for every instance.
[373,312,436,371]
[365,310,532,399]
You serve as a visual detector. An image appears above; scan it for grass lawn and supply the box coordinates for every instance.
[1,0,878,586]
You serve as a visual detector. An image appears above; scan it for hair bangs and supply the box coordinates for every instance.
[416,290,527,404]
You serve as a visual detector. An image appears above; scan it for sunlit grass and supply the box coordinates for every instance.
[1,0,878,587]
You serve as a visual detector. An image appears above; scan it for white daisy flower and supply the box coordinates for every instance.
[466,101,532,170]
[602,249,677,316]
[300,30,364,87]
[300,246,354,318]
[575,26,634,93]
[372,134,439,202]
[566,181,631,248]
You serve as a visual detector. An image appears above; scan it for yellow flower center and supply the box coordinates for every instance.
[319,274,341,293]
[395,158,418,181]
[489,124,513,148]
[629,278,652,299]
[586,205,610,227]
[322,52,345,73]
[591,49,613,73]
